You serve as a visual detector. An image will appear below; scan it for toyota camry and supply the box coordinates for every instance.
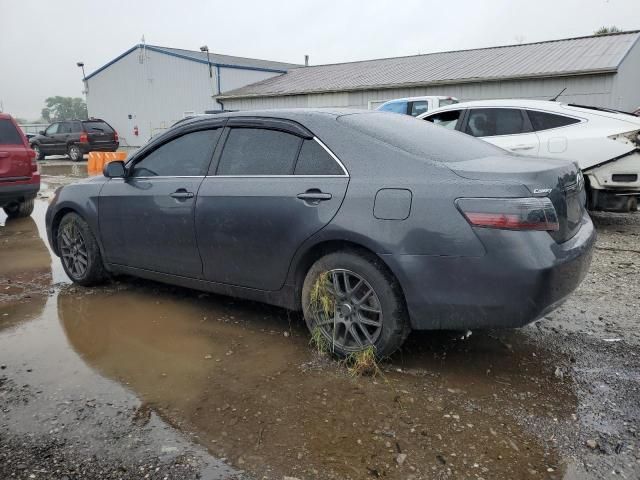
[46,109,596,357]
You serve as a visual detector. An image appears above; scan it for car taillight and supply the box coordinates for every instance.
[456,197,559,232]
[114,131,119,142]
[28,148,38,172]
[79,132,88,143]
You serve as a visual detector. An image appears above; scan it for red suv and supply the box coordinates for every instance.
[0,113,40,218]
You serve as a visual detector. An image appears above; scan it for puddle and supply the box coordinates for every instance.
[1,199,579,479]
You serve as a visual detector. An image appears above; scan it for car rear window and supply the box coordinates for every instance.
[83,121,114,133]
[0,119,24,145]
[337,112,505,163]
[527,110,581,131]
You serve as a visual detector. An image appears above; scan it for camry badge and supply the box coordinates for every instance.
[533,188,553,195]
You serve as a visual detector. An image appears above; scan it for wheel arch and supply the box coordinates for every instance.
[288,238,408,312]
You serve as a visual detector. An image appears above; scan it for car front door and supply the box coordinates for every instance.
[40,123,60,154]
[98,126,222,277]
[463,108,540,156]
[195,120,349,291]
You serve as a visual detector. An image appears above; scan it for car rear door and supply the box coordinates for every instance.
[0,117,31,182]
[525,109,582,158]
[99,126,222,277]
[195,119,349,291]
[463,108,540,155]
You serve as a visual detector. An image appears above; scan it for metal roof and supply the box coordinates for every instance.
[85,44,301,80]
[217,31,640,99]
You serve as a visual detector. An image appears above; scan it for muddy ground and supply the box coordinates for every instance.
[0,160,638,480]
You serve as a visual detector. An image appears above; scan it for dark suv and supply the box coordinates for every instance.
[30,118,119,161]
[0,113,39,218]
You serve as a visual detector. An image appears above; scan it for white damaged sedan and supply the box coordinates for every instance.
[419,99,640,212]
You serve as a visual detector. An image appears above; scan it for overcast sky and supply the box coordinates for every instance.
[1,0,638,120]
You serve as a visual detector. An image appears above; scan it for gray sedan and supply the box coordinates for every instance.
[45,109,596,357]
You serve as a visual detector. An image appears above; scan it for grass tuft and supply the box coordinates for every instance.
[309,326,331,354]
[344,346,382,377]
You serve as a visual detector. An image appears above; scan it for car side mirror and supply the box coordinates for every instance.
[39,130,45,135]
[103,161,126,178]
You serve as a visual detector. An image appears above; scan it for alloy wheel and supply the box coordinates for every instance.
[310,269,383,352]
[60,223,89,279]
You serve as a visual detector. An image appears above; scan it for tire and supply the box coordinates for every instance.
[3,198,34,218]
[31,144,44,160]
[57,212,106,286]
[68,144,83,162]
[302,250,410,358]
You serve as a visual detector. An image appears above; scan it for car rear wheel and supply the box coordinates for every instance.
[31,144,44,160]
[3,199,34,218]
[68,144,83,162]
[57,212,106,286]
[302,250,409,358]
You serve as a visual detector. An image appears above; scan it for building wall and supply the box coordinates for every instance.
[611,38,640,112]
[86,46,283,147]
[222,73,630,112]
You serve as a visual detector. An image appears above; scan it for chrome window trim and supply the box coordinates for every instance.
[212,136,349,178]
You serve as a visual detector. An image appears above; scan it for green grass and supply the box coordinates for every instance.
[309,326,331,354]
[344,346,382,377]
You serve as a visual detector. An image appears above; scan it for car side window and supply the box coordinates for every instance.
[425,110,463,130]
[72,121,83,133]
[465,108,527,137]
[379,101,408,114]
[294,139,344,176]
[45,123,59,135]
[410,101,428,117]
[60,122,73,134]
[131,129,220,178]
[526,110,581,131]
[217,128,302,175]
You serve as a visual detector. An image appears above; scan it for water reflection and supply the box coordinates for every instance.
[58,281,573,479]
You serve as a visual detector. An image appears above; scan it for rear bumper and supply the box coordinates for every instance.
[0,175,40,207]
[79,142,119,153]
[383,213,596,330]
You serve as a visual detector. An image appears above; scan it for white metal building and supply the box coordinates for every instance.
[217,31,640,113]
[84,44,299,146]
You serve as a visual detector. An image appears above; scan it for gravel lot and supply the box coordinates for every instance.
[0,161,638,479]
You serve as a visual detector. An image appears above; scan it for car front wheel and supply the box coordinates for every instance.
[302,250,409,358]
[57,212,106,286]
[68,144,83,162]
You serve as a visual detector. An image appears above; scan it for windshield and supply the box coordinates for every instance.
[337,111,505,162]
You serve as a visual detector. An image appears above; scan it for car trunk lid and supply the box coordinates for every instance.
[83,120,116,149]
[447,155,586,243]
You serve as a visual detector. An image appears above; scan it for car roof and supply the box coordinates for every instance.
[178,108,369,126]
[0,113,12,120]
[418,99,640,124]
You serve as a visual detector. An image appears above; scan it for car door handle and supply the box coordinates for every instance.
[170,190,194,200]
[510,144,535,151]
[297,191,332,201]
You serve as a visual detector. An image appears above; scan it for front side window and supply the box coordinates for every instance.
[45,123,59,135]
[131,129,220,177]
[465,108,527,137]
[425,110,462,130]
[217,128,302,175]
[527,110,581,131]
[0,119,24,145]
[378,101,408,115]
[294,140,344,176]
[410,101,428,117]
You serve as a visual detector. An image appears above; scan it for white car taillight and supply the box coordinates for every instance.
[608,129,640,148]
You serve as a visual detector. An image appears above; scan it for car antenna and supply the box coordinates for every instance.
[550,87,567,102]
